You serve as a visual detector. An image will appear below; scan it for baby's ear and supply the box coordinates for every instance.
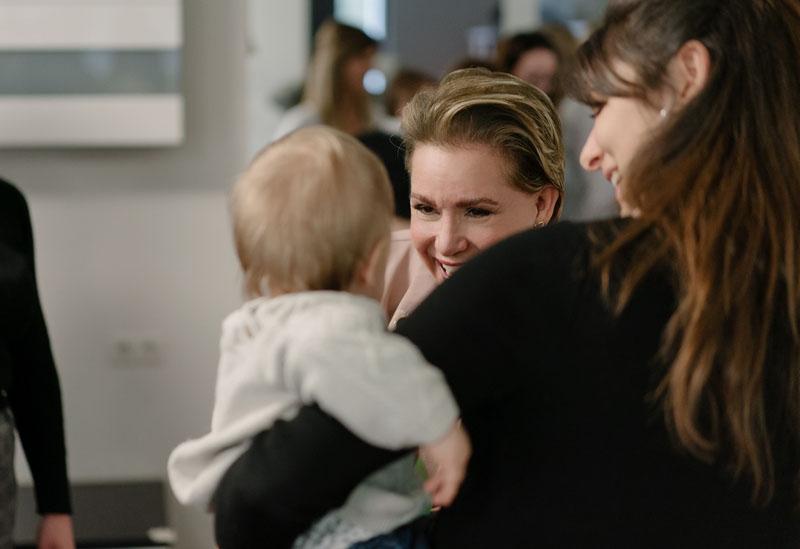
[353,238,390,295]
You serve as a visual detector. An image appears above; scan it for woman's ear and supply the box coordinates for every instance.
[669,39,712,105]
[535,186,561,226]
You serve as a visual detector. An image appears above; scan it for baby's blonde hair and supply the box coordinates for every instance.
[231,127,394,296]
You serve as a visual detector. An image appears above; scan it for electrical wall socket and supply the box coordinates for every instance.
[111,333,161,368]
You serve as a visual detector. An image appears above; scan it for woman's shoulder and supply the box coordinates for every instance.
[481,220,611,270]
[443,219,628,310]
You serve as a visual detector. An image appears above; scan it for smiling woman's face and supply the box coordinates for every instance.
[578,94,662,215]
[409,144,542,283]
[577,62,666,216]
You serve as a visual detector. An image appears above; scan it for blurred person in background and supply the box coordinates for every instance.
[498,28,618,221]
[361,68,439,226]
[496,31,562,102]
[273,19,377,140]
[380,68,437,135]
[0,180,74,549]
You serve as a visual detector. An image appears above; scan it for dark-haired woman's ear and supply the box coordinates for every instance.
[668,39,712,106]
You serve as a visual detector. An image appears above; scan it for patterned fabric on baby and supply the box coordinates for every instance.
[292,513,375,549]
[350,520,430,549]
[292,512,430,549]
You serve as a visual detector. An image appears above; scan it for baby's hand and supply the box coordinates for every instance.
[419,421,471,507]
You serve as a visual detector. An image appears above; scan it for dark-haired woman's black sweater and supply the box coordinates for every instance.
[0,179,70,514]
[213,221,799,549]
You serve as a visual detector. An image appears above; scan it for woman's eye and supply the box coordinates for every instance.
[466,207,493,218]
[589,103,605,119]
[413,203,436,215]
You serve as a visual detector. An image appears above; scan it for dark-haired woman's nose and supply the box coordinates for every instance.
[580,128,603,172]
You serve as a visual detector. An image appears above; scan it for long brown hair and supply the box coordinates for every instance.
[573,0,800,504]
[303,19,377,133]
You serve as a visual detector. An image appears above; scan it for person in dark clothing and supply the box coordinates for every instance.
[0,180,74,548]
[211,1,800,547]
[358,69,436,223]
[357,131,411,220]
[496,31,562,104]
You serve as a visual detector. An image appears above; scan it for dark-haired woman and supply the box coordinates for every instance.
[213,1,800,547]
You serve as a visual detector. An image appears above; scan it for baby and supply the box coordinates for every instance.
[168,127,469,548]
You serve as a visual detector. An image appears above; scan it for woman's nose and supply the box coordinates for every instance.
[580,127,603,172]
[435,216,468,257]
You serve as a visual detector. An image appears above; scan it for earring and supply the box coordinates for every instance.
[536,221,546,228]
[659,107,669,119]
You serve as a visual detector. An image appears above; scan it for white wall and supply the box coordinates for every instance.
[246,0,310,155]
[390,0,499,77]
[500,0,541,34]
[0,0,268,547]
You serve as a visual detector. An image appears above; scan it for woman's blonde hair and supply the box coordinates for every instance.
[573,0,800,504]
[303,19,377,133]
[231,126,393,296]
[401,68,565,220]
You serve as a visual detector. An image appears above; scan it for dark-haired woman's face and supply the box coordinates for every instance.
[578,62,665,216]
[579,94,663,216]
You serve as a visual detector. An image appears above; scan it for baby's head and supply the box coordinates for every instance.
[232,126,394,298]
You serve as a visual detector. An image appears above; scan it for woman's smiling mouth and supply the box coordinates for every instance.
[436,260,462,279]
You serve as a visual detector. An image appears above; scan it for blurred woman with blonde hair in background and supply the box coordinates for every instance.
[274,19,377,139]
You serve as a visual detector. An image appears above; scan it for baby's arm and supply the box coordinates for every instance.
[420,421,471,507]
[284,330,471,505]
[283,331,459,450]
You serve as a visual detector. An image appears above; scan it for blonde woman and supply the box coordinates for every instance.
[383,68,565,327]
[274,20,377,140]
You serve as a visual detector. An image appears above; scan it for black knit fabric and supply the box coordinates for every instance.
[0,180,71,514]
